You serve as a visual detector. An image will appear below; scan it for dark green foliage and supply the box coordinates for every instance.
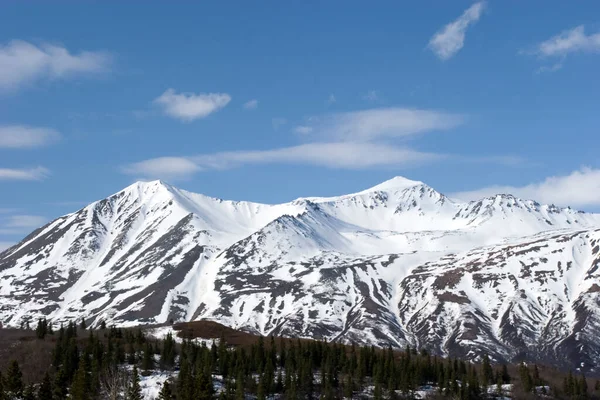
[142,341,155,372]
[158,380,174,400]
[38,372,53,400]
[22,384,35,400]
[128,366,143,400]
[4,360,23,398]
[35,318,50,339]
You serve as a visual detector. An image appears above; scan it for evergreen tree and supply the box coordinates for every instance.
[518,362,533,393]
[80,317,87,330]
[0,372,4,400]
[35,318,48,339]
[22,384,36,400]
[482,354,494,386]
[196,368,214,400]
[38,372,53,400]
[580,374,589,397]
[142,341,155,372]
[127,366,143,400]
[70,356,91,400]
[53,367,69,400]
[158,380,174,400]
[4,360,24,398]
[160,333,176,369]
[501,364,511,384]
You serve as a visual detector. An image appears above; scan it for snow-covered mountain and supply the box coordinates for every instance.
[1,177,600,371]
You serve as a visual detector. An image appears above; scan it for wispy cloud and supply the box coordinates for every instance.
[122,156,200,180]
[327,94,336,105]
[154,89,231,122]
[428,2,486,60]
[0,125,61,148]
[300,107,465,142]
[0,40,111,91]
[122,106,467,180]
[123,143,443,180]
[451,167,600,208]
[533,26,600,58]
[0,214,46,235]
[525,25,600,72]
[0,167,49,181]
[243,99,258,110]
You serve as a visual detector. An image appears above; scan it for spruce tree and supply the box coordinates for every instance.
[0,371,4,400]
[482,354,493,386]
[53,367,69,400]
[38,372,53,400]
[142,341,155,372]
[158,380,174,400]
[5,360,24,398]
[22,384,36,400]
[128,366,143,400]
[196,368,214,400]
[70,356,90,400]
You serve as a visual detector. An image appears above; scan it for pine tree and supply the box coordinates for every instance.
[5,360,24,398]
[196,368,214,400]
[128,366,143,400]
[71,356,91,400]
[581,374,589,397]
[0,372,4,400]
[38,372,53,400]
[142,341,155,372]
[257,375,266,400]
[158,380,174,400]
[53,367,69,400]
[235,371,245,400]
[36,318,48,339]
[482,354,493,386]
[80,317,87,330]
[373,380,383,400]
[343,374,353,399]
[23,384,36,400]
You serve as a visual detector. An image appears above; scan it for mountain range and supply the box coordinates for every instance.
[1,176,599,372]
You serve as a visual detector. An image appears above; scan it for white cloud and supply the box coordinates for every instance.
[272,118,287,130]
[122,156,201,180]
[0,40,111,91]
[303,107,464,142]
[0,125,61,148]
[0,214,46,235]
[154,89,231,122]
[294,126,313,134]
[533,26,600,58]
[4,215,46,228]
[243,99,258,110]
[122,106,468,180]
[0,166,49,181]
[123,142,443,180]
[428,2,486,60]
[451,168,600,208]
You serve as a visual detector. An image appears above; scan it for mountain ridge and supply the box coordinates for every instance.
[1,176,600,371]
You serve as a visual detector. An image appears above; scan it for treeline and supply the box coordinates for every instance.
[1,318,600,399]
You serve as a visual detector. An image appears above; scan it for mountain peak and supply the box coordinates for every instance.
[362,176,424,193]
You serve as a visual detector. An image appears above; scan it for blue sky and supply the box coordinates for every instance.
[1,1,600,249]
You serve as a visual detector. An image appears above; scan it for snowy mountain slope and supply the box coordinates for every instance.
[1,177,600,370]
